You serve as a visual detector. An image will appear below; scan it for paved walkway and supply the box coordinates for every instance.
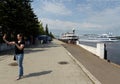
[63,43,120,84]
[0,40,93,84]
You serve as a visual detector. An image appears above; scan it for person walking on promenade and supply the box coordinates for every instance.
[3,33,25,80]
[104,44,107,60]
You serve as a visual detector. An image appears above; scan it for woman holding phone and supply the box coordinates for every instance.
[3,33,25,80]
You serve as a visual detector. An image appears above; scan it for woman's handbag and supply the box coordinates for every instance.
[13,55,16,61]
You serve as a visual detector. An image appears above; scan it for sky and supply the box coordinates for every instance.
[31,0,120,36]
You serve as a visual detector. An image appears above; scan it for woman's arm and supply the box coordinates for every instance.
[15,43,24,50]
[3,34,15,45]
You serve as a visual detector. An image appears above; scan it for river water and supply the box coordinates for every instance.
[79,41,120,65]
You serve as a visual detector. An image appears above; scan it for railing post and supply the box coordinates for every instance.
[97,43,105,59]
[76,40,79,45]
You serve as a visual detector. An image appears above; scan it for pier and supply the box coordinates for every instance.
[0,39,93,84]
[76,41,105,59]
[63,43,120,84]
[0,39,120,84]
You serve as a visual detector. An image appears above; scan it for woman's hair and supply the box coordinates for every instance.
[17,33,24,41]
[18,33,23,37]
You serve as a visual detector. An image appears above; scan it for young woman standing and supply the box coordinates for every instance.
[3,33,25,80]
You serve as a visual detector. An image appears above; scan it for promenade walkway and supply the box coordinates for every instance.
[63,43,120,84]
[0,39,93,84]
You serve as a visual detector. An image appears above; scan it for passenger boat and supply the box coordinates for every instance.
[59,29,79,43]
[80,33,119,42]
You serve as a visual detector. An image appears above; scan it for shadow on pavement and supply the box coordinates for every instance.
[27,43,60,49]
[23,70,52,79]
[24,42,60,54]
[24,49,45,54]
[0,42,60,60]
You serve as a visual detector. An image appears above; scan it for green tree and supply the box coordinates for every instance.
[38,22,45,35]
[45,24,54,38]
[49,32,54,38]
[45,24,49,35]
[0,0,40,42]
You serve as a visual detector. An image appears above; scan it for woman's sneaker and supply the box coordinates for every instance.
[16,76,23,80]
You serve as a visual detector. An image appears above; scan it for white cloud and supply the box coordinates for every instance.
[38,0,73,3]
[40,18,101,30]
[40,5,120,34]
[40,18,103,35]
[87,6,120,29]
[77,4,92,13]
[76,1,120,30]
[87,0,120,2]
[41,18,78,30]
[42,2,72,15]
[81,23,102,28]
[32,0,120,35]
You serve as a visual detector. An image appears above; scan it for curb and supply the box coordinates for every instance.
[63,47,101,84]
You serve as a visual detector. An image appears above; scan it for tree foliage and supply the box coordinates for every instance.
[0,0,39,40]
[45,24,54,38]
[38,21,45,35]
[45,24,49,35]
[49,32,54,38]
[0,0,54,43]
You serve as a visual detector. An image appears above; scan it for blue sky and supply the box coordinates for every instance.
[31,0,120,36]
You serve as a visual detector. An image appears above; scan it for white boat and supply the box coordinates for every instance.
[80,33,119,42]
[59,29,79,43]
